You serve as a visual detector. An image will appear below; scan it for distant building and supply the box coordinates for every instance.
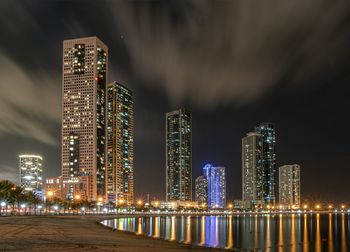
[107,81,134,205]
[255,122,277,206]
[279,164,300,209]
[45,175,92,202]
[151,200,199,209]
[19,155,43,193]
[203,164,226,208]
[61,36,108,202]
[166,108,192,201]
[195,176,207,205]
[242,132,263,208]
[45,176,63,199]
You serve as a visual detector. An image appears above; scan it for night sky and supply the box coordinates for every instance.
[0,0,350,204]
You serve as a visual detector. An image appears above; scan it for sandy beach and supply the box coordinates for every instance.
[0,215,224,252]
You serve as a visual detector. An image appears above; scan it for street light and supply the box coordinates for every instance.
[47,191,54,197]
[74,194,81,200]
[303,204,308,210]
[228,204,233,209]
[316,205,320,210]
[137,200,143,206]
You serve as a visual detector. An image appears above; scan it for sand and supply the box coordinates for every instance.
[0,215,224,252]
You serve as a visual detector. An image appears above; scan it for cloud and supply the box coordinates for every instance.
[0,165,19,184]
[106,0,350,108]
[0,53,60,146]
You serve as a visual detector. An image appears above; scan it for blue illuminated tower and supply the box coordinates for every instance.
[203,164,226,208]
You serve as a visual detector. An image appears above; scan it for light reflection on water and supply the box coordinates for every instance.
[102,214,350,250]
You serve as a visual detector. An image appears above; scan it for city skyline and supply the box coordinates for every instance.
[1,1,350,204]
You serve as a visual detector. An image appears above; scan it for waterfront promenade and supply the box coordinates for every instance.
[0,215,224,252]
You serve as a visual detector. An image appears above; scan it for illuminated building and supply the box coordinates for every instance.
[166,108,192,201]
[151,200,199,209]
[242,132,263,208]
[45,175,91,201]
[279,164,300,209]
[195,175,207,204]
[107,81,134,205]
[45,176,63,199]
[61,36,108,202]
[19,155,43,192]
[203,164,226,208]
[255,122,277,206]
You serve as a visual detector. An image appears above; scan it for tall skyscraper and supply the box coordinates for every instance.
[107,81,134,205]
[279,164,300,209]
[242,132,263,208]
[61,36,108,201]
[195,175,207,205]
[255,122,276,205]
[19,155,43,192]
[203,164,226,208]
[166,108,192,201]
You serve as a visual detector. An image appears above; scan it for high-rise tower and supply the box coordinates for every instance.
[195,175,208,205]
[61,36,108,201]
[203,164,226,208]
[107,81,134,205]
[255,122,277,205]
[19,155,43,193]
[166,108,192,201]
[242,132,263,208]
[279,164,300,209]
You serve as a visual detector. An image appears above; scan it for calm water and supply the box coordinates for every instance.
[102,214,350,251]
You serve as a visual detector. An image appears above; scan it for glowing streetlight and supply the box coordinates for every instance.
[137,200,143,206]
[154,201,159,207]
[0,202,6,207]
[341,205,346,209]
[328,205,333,209]
[118,199,125,204]
[74,194,81,200]
[98,197,103,202]
[21,204,26,209]
[316,205,320,210]
[47,191,54,197]
[303,204,308,210]
[228,204,233,209]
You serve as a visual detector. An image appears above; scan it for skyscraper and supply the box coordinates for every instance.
[61,36,108,201]
[19,155,43,192]
[203,164,226,208]
[242,132,263,208]
[166,108,192,201]
[107,81,134,205]
[255,122,276,205]
[279,164,300,209]
[195,175,207,205]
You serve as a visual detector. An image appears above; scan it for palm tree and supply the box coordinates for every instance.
[0,180,15,215]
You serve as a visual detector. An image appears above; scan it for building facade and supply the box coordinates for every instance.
[19,155,43,193]
[107,81,134,205]
[279,164,300,209]
[166,108,192,201]
[61,36,108,201]
[203,164,226,208]
[195,175,208,205]
[242,132,263,208]
[255,122,277,206]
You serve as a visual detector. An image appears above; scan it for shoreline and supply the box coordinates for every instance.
[0,215,225,252]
